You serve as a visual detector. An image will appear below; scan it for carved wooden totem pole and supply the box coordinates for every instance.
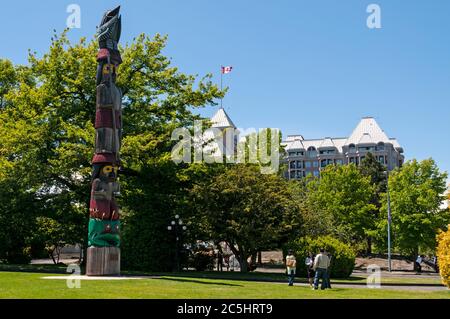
[86,6,122,276]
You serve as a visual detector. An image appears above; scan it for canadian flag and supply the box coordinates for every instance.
[221,66,233,74]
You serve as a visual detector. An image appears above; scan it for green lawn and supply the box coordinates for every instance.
[0,272,448,299]
[139,271,443,286]
[0,263,444,286]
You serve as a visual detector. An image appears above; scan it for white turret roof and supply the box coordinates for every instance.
[211,108,236,129]
[345,117,390,145]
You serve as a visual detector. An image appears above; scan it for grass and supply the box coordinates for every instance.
[0,264,443,285]
[0,272,448,299]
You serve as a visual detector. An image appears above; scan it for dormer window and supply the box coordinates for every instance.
[307,147,317,158]
[348,144,356,152]
[319,149,336,155]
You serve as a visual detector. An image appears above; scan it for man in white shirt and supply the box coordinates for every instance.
[286,250,297,286]
[313,248,330,290]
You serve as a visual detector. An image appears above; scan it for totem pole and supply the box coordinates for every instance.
[86,6,122,276]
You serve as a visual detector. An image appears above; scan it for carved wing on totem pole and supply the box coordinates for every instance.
[88,6,123,248]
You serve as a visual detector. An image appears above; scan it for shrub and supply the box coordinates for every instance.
[287,236,355,278]
[188,247,215,271]
[4,247,32,264]
[437,226,450,288]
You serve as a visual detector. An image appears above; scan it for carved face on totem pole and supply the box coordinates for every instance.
[88,6,122,248]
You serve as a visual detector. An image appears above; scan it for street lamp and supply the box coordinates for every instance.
[385,170,392,272]
[167,214,187,272]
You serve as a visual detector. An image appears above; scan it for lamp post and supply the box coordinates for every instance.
[167,214,187,272]
[385,170,392,272]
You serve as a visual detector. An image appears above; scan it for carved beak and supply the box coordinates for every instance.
[107,6,121,19]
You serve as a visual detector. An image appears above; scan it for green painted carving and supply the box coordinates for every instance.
[88,218,120,247]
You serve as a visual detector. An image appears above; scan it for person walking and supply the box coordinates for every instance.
[313,248,330,290]
[286,250,297,286]
[305,253,315,288]
[415,255,423,273]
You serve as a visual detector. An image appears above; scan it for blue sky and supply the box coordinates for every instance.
[1,0,449,181]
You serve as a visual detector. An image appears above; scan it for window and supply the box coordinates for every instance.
[336,159,343,165]
[313,170,320,177]
[378,156,385,164]
[307,147,317,158]
[349,157,355,164]
[358,146,375,152]
[297,161,303,169]
[297,151,304,156]
[289,161,296,169]
[305,161,311,168]
[289,171,296,179]
[313,161,319,168]
[320,159,333,168]
[320,149,336,155]
[348,144,356,152]
[377,142,385,151]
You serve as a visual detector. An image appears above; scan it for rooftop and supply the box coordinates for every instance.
[210,107,236,129]
[283,117,403,153]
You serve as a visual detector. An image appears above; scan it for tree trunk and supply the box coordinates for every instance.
[412,247,419,272]
[366,237,372,256]
[226,242,249,273]
[257,251,262,265]
[49,247,57,265]
[55,245,61,264]
[239,252,249,273]
[237,247,249,272]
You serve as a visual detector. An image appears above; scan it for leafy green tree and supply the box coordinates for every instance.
[307,164,376,248]
[288,176,335,239]
[378,159,449,261]
[0,59,17,108]
[190,164,302,272]
[0,31,223,267]
[0,179,37,263]
[359,152,387,254]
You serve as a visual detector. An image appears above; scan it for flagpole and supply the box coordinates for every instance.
[220,65,223,109]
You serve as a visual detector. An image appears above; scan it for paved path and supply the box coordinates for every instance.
[352,269,441,279]
[279,282,448,291]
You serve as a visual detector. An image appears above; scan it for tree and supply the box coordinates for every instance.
[289,176,335,239]
[0,31,223,267]
[0,59,17,108]
[306,164,376,248]
[379,159,450,262]
[190,164,302,272]
[359,152,387,254]
[437,226,450,288]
